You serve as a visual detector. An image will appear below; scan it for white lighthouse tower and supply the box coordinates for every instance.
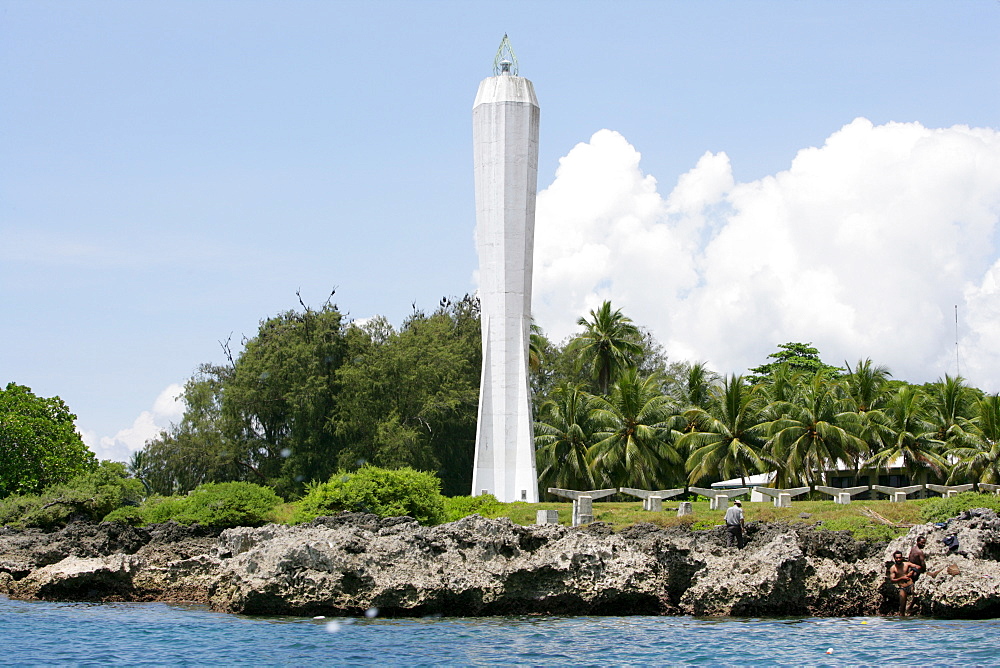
[471,36,540,503]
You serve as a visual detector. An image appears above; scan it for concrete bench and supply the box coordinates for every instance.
[979,483,1000,495]
[689,486,749,511]
[872,484,924,502]
[815,485,869,504]
[926,483,974,498]
[619,487,684,512]
[752,486,811,508]
[535,509,559,525]
[547,488,617,526]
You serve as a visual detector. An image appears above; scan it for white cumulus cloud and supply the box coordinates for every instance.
[531,120,1000,390]
[82,383,185,462]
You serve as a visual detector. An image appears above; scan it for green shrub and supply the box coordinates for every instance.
[102,482,281,528]
[0,461,144,530]
[102,505,144,526]
[139,494,192,525]
[0,493,43,529]
[919,492,1000,523]
[292,466,446,525]
[159,482,281,528]
[442,493,505,522]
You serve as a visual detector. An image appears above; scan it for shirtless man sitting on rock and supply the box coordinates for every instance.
[908,536,927,581]
[888,550,919,616]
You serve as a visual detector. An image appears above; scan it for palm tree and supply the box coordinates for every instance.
[842,358,895,478]
[680,375,773,486]
[534,383,597,492]
[528,322,546,376]
[674,361,718,410]
[126,449,152,495]
[586,368,682,489]
[924,375,975,445]
[766,372,867,487]
[868,385,947,481]
[844,358,893,413]
[757,362,801,404]
[527,322,556,400]
[567,301,643,395]
[948,393,1000,484]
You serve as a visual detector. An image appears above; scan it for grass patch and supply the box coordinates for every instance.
[917,492,1000,523]
[445,497,930,541]
[268,502,298,524]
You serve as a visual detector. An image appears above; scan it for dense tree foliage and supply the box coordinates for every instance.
[128,292,997,502]
[0,383,96,498]
[139,295,480,498]
[141,369,242,496]
[748,342,844,383]
[331,296,481,496]
[534,383,597,491]
[680,375,771,486]
[566,301,644,395]
[531,309,998,496]
[587,368,682,489]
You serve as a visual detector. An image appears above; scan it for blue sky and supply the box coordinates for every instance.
[2,1,999,461]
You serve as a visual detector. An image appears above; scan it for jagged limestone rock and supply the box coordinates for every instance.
[2,511,999,618]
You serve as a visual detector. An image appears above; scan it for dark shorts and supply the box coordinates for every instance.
[897,583,913,594]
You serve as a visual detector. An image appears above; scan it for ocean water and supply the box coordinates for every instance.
[2,596,998,666]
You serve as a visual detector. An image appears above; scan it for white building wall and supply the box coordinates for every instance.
[471,73,540,502]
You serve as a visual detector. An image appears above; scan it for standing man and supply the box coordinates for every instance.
[888,550,919,615]
[724,500,745,549]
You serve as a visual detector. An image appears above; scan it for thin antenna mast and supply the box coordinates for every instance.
[955,304,961,376]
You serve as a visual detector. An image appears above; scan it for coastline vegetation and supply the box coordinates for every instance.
[3,295,1000,541]
[3,458,1000,542]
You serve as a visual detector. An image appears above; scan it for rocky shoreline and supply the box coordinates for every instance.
[2,510,999,618]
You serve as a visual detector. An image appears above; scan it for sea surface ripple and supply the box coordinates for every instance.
[3,596,998,666]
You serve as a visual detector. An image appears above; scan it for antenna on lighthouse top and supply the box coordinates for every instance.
[493,34,518,76]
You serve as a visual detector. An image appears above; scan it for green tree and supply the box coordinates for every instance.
[0,383,96,498]
[843,359,894,413]
[672,361,719,410]
[536,323,671,405]
[681,375,772,486]
[760,362,801,403]
[332,296,481,496]
[566,301,644,395]
[527,322,560,401]
[140,368,242,495]
[534,383,597,492]
[126,449,152,495]
[766,372,865,487]
[842,359,895,474]
[948,393,1000,484]
[221,299,348,496]
[748,342,843,384]
[587,368,682,489]
[867,385,947,481]
[0,461,143,530]
[528,321,546,376]
[634,328,672,384]
[923,375,975,447]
